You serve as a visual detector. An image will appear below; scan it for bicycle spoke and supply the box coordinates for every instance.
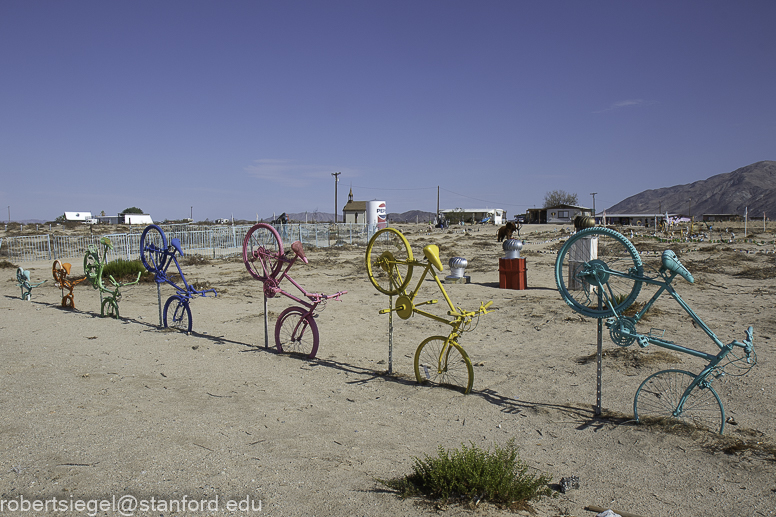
[555,227,643,318]
[414,336,473,394]
[634,369,724,434]
[366,228,413,295]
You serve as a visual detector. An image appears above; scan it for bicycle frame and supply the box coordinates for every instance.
[367,228,492,394]
[84,237,140,318]
[52,260,86,308]
[16,267,45,300]
[266,248,345,310]
[243,223,346,359]
[379,256,484,331]
[151,240,216,300]
[556,227,755,433]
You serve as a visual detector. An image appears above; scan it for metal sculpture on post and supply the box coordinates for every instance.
[16,267,45,300]
[365,227,492,394]
[52,260,86,308]
[242,223,346,358]
[84,237,141,318]
[139,224,217,334]
[555,227,757,433]
[499,239,527,290]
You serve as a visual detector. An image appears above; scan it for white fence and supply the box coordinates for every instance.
[1,223,375,263]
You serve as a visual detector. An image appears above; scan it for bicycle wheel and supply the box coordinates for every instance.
[52,260,63,284]
[243,223,284,281]
[555,227,643,318]
[414,336,474,394]
[634,369,725,434]
[101,298,119,319]
[275,306,319,358]
[83,251,100,287]
[62,294,75,309]
[365,227,413,295]
[164,295,193,333]
[140,224,167,274]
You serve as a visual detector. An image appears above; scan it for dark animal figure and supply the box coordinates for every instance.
[497,221,518,242]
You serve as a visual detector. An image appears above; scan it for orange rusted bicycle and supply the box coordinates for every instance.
[52,260,87,309]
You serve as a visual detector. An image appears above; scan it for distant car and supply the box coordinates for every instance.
[515,215,526,223]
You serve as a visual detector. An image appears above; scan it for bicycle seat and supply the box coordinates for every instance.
[170,238,184,256]
[661,250,694,283]
[291,241,308,264]
[100,237,114,250]
[423,245,443,271]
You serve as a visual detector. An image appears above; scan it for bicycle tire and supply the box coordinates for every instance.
[414,336,474,395]
[164,295,193,333]
[62,293,75,309]
[634,369,725,434]
[52,260,63,285]
[102,298,119,319]
[275,306,319,358]
[243,223,284,281]
[140,224,168,274]
[555,227,643,318]
[365,227,413,296]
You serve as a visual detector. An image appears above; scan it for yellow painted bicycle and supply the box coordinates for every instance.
[366,227,493,394]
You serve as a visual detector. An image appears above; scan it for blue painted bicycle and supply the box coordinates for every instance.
[555,227,756,434]
[140,225,217,333]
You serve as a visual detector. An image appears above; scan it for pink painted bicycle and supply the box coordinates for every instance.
[243,223,346,358]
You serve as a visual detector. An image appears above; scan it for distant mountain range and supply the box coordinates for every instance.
[606,161,776,217]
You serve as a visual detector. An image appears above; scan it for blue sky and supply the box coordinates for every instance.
[1,1,774,222]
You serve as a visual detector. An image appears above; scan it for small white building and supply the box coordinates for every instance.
[440,208,506,225]
[122,213,153,225]
[64,211,95,223]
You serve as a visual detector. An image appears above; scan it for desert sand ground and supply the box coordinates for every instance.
[1,222,775,517]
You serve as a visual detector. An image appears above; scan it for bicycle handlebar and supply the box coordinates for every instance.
[732,326,755,358]
[309,290,347,303]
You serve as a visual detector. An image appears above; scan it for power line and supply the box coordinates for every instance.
[350,184,531,209]
[351,185,437,191]
[439,187,530,208]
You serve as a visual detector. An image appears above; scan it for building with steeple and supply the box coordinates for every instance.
[342,188,367,224]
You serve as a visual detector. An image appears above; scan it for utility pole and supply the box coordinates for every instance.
[332,172,341,223]
[437,186,440,222]
[590,192,597,218]
[190,206,193,222]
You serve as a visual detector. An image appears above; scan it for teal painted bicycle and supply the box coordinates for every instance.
[555,227,756,434]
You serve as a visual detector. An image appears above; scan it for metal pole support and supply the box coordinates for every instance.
[264,293,269,349]
[388,295,393,375]
[596,293,603,416]
[157,283,163,327]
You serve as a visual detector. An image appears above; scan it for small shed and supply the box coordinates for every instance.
[122,213,154,225]
[342,189,368,224]
[64,211,94,222]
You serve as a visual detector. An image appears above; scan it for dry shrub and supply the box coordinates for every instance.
[576,347,681,369]
[181,254,213,266]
